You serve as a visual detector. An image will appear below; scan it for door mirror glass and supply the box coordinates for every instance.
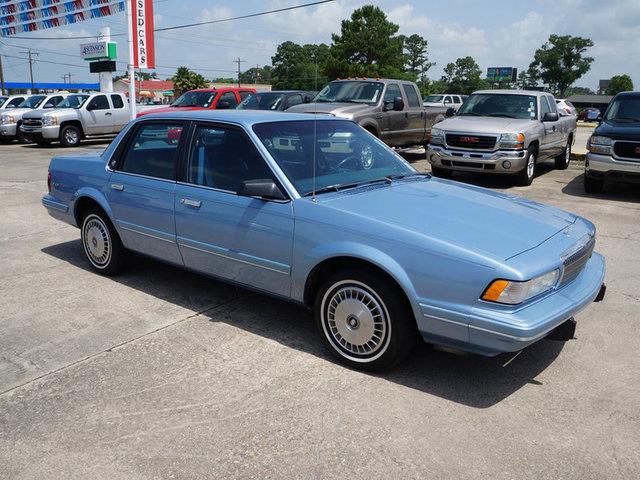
[238,179,286,200]
[542,112,559,122]
[393,96,404,111]
[44,103,54,109]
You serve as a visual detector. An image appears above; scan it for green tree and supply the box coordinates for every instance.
[564,86,594,96]
[529,34,594,97]
[516,67,539,89]
[441,56,486,94]
[271,41,329,90]
[239,66,272,85]
[402,33,435,86]
[325,5,408,79]
[172,67,208,95]
[607,74,634,95]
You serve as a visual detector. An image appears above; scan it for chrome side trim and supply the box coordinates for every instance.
[118,223,176,244]
[42,197,68,213]
[178,241,289,275]
[422,312,468,329]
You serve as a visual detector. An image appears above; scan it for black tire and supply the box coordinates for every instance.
[314,268,417,372]
[60,125,81,147]
[431,166,453,178]
[517,146,537,186]
[584,174,604,194]
[16,124,31,144]
[555,138,572,170]
[80,208,125,275]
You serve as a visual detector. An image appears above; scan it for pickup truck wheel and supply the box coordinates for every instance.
[555,139,571,170]
[81,209,125,275]
[517,147,536,186]
[431,166,453,178]
[16,125,30,144]
[584,174,604,194]
[314,268,417,372]
[60,125,81,147]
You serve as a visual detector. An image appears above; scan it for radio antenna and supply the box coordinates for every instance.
[311,62,318,202]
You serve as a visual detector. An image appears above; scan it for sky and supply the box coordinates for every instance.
[1,0,639,91]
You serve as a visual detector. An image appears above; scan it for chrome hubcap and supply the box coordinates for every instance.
[65,129,78,144]
[565,143,571,163]
[527,154,535,178]
[323,284,388,358]
[83,216,111,267]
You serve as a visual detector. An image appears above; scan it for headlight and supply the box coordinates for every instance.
[482,269,560,305]
[430,127,444,145]
[498,132,525,150]
[42,116,58,126]
[587,135,612,155]
[1,114,15,125]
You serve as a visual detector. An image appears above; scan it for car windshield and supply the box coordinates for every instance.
[314,81,383,104]
[171,91,216,108]
[252,120,416,196]
[17,95,47,109]
[424,95,444,102]
[605,96,640,122]
[237,92,285,110]
[57,94,89,109]
[457,93,538,119]
[0,97,7,107]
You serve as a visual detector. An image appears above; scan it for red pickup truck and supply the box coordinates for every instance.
[137,87,256,118]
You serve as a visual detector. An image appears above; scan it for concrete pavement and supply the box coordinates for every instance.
[0,140,639,479]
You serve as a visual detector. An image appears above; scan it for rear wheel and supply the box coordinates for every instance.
[555,138,572,170]
[314,268,417,371]
[81,209,125,275]
[517,147,536,186]
[60,125,81,147]
[431,166,453,178]
[584,174,604,194]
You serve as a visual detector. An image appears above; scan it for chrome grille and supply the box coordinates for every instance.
[446,134,497,150]
[613,141,640,161]
[560,237,595,286]
[22,118,42,127]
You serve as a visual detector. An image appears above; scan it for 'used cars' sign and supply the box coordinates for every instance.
[132,0,155,69]
[80,42,117,61]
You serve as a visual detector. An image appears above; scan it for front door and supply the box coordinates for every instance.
[401,83,426,145]
[174,123,294,297]
[83,94,112,134]
[107,121,187,265]
[379,83,407,147]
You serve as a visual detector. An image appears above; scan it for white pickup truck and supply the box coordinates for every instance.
[0,93,67,143]
[426,90,577,186]
[20,92,130,147]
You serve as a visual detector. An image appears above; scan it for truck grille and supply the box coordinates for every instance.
[22,118,42,127]
[613,141,640,160]
[446,134,497,150]
[560,237,595,287]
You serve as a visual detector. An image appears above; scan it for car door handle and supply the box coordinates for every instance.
[110,183,124,191]
[105,112,113,116]
[180,198,202,208]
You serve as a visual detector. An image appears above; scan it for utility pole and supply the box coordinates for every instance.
[19,48,38,93]
[233,57,245,87]
[255,64,259,84]
[62,73,74,84]
[0,54,5,95]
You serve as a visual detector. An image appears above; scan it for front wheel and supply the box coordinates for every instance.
[16,125,31,144]
[555,138,572,170]
[314,268,417,371]
[517,147,537,186]
[60,125,81,147]
[81,209,125,275]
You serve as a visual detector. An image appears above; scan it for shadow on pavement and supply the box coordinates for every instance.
[42,239,565,409]
[561,172,640,204]
[443,162,557,190]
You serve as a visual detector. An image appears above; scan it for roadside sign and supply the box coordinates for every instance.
[80,41,117,61]
[487,67,518,83]
[131,0,155,69]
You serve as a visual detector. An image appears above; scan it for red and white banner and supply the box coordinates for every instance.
[131,0,155,69]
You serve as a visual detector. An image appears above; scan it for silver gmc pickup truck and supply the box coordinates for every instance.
[427,90,577,186]
[287,78,448,148]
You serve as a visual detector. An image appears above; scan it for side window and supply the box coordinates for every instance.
[402,84,421,108]
[383,84,402,104]
[118,123,184,180]
[546,96,558,114]
[239,91,252,101]
[539,96,551,117]
[87,95,110,110]
[217,92,238,109]
[111,95,125,109]
[8,97,24,107]
[188,125,273,193]
[453,96,462,104]
[44,96,62,108]
[444,96,452,104]
[285,94,303,109]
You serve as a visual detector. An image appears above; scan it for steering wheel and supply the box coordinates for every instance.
[333,155,362,171]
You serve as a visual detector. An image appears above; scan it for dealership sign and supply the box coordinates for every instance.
[80,41,117,61]
[131,0,155,69]
[487,67,518,83]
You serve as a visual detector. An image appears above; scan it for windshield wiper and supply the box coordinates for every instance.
[487,113,518,118]
[458,112,481,116]
[303,178,390,197]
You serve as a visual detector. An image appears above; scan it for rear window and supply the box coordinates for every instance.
[111,95,124,109]
[402,84,421,108]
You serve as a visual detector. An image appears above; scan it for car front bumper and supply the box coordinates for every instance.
[20,124,60,141]
[0,123,17,138]
[585,152,640,184]
[418,252,606,356]
[427,144,527,174]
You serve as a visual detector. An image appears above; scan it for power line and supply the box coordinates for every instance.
[4,1,335,40]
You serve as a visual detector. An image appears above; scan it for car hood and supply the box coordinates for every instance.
[286,102,373,117]
[2,107,32,117]
[137,106,206,117]
[23,108,77,120]
[595,120,640,140]
[319,178,576,261]
[435,116,534,134]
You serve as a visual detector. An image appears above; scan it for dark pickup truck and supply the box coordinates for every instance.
[287,78,447,148]
[585,91,640,193]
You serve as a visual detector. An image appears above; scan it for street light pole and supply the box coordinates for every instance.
[0,54,5,95]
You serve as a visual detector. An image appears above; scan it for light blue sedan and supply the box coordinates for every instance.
[42,110,606,371]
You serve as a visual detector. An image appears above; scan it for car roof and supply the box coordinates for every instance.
[473,89,547,96]
[136,109,339,126]
[190,87,255,92]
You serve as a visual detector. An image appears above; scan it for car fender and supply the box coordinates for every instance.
[72,186,115,228]
[358,119,380,137]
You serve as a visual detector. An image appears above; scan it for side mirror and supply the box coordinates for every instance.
[542,112,559,122]
[217,101,230,109]
[239,179,286,201]
[303,95,312,104]
[445,107,456,117]
[393,96,404,111]
[44,103,55,109]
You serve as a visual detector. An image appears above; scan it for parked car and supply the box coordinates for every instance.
[556,99,577,116]
[579,108,601,122]
[237,90,315,111]
[0,94,27,112]
[426,90,577,186]
[137,87,256,118]
[423,94,465,111]
[585,91,640,193]
[287,78,448,148]
[20,92,129,147]
[42,110,606,371]
[0,93,67,143]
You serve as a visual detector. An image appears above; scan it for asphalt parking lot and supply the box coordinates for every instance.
[1,139,639,479]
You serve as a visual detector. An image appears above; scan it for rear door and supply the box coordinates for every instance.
[110,94,129,131]
[106,121,187,264]
[401,83,426,145]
